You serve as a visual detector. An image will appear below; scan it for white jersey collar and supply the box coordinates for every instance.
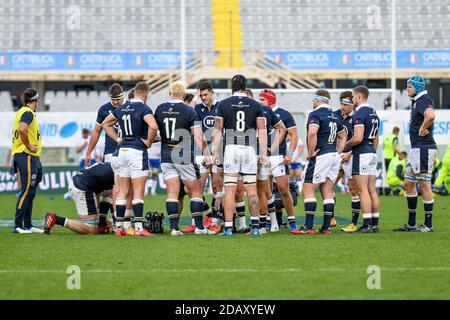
[203,99,218,108]
[314,103,331,111]
[233,92,247,97]
[130,98,145,104]
[168,99,184,104]
[413,90,428,101]
[355,103,371,112]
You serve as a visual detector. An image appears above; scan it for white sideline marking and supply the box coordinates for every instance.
[1,267,450,273]
[0,220,45,227]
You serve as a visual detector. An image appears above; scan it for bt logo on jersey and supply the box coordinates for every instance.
[203,116,215,129]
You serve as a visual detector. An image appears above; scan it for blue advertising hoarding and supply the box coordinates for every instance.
[266,50,450,70]
[0,50,449,71]
[0,52,194,71]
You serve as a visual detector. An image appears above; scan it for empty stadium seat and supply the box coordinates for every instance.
[1,0,448,53]
[240,0,450,51]
[0,0,215,52]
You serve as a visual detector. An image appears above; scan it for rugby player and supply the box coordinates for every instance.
[300,89,347,234]
[211,75,267,236]
[152,81,215,236]
[394,76,437,232]
[84,84,134,232]
[44,163,114,235]
[259,89,300,234]
[346,86,381,233]
[333,91,362,233]
[103,81,158,237]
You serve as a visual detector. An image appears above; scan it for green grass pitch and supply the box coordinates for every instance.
[0,193,449,300]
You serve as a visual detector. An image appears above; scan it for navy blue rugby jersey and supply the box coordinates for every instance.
[112,100,153,151]
[307,105,345,157]
[352,104,380,154]
[154,100,200,164]
[409,91,437,149]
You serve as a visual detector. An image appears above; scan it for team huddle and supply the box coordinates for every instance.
[41,74,437,236]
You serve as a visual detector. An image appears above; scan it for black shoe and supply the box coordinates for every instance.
[372,226,381,233]
[393,224,417,232]
[236,227,250,233]
[355,225,373,233]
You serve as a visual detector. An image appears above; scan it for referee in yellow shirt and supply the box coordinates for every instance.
[11,88,44,234]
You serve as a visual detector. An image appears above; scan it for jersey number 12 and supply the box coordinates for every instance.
[368,119,379,139]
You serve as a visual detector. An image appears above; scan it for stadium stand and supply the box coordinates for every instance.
[0,0,214,52]
[44,90,110,111]
[1,0,448,53]
[0,0,449,110]
[240,0,450,51]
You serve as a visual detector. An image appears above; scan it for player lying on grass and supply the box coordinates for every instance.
[44,163,115,235]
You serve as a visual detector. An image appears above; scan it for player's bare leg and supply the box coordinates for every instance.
[368,175,380,232]
[330,169,345,228]
[115,176,131,235]
[124,187,134,233]
[44,212,99,235]
[66,218,98,234]
[209,171,223,232]
[200,172,213,228]
[341,178,361,232]
[243,176,260,236]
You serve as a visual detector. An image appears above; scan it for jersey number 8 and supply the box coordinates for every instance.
[236,111,245,132]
